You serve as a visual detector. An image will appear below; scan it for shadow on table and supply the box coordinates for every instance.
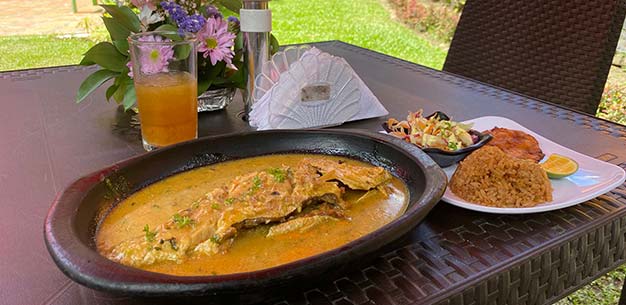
[112,106,141,142]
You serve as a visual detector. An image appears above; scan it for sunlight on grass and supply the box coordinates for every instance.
[0,35,96,71]
[271,0,446,69]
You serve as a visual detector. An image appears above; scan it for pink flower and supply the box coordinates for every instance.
[197,17,237,70]
[127,61,134,78]
[137,35,175,75]
[131,0,156,11]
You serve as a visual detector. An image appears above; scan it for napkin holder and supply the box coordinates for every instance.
[249,46,388,130]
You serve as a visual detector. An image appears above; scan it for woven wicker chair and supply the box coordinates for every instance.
[443,0,626,115]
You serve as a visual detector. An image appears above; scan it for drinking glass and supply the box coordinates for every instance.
[128,31,198,151]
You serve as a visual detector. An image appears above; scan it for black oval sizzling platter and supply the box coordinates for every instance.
[44,129,447,297]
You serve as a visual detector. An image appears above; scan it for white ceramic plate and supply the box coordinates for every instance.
[442,116,626,214]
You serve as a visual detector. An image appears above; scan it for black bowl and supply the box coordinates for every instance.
[422,130,492,167]
[382,112,492,167]
[44,129,446,298]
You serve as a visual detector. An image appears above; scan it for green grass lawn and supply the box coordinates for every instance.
[271,0,446,69]
[555,264,626,305]
[0,35,96,71]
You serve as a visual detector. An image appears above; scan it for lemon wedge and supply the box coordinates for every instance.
[541,154,578,179]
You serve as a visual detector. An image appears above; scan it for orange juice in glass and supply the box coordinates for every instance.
[129,31,198,151]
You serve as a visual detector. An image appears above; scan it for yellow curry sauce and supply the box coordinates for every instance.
[96,154,408,276]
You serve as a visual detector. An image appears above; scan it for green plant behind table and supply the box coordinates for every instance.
[76,0,279,110]
[597,84,626,125]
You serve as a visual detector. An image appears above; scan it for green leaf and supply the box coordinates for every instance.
[155,24,178,32]
[119,64,131,79]
[113,39,129,55]
[270,34,280,55]
[76,69,119,103]
[207,61,226,80]
[197,78,211,95]
[80,57,95,66]
[122,85,136,110]
[219,0,242,13]
[174,44,191,60]
[80,42,128,72]
[102,17,130,41]
[101,5,141,33]
[113,74,132,104]
[112,84,125,104]
[234,31,244,51]
[105,84,119,101]
[154,24,181,41]
[229,68,246,89]
[232,49,243,62]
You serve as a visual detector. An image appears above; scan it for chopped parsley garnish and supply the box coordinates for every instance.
[143,224,156,242]
[224,198,235,205]
[267,168,287,183]
[209,234,221,244]
[172,213,194,228]
[211,203,220,210]
[244,176,264,197]
[251,176,262,192]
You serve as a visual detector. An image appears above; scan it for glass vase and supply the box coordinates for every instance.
[198,87,236,112]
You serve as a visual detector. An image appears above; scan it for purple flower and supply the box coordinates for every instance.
[126,61,134,78]
[227,16,240,32]
[197,17,236,69]
[161,1,209,35]
[137,35,175,75]
[206,5,223,19]
[177,13,206,35]
[227,16,239,25]
[161,1,187,25]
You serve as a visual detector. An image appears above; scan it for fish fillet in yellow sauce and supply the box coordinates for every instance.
[96,154,408,276]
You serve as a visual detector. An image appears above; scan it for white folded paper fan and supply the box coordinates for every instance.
[249,46,388,130]
[252,45,312,104]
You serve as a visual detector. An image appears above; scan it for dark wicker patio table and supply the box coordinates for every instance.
[2,41,626,305]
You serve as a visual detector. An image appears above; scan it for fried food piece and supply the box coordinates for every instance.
[267,216,338,237]
[485,127,544,162]
[307,158,392,202]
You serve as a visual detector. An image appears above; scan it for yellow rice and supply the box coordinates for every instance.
[449,146,553,207]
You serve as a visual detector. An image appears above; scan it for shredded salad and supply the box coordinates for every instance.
[386,110,478,151]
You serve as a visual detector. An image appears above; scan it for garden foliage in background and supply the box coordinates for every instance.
[597,85,626,125]
[386,0,464,43]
